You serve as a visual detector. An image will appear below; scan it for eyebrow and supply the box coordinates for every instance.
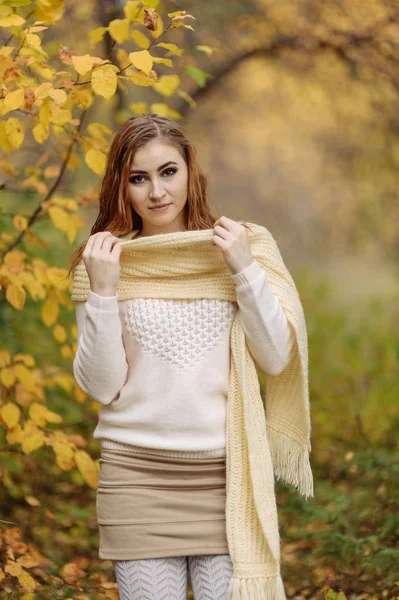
[130,161,178,175]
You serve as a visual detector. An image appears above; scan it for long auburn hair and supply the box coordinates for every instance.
[67,113,221,281]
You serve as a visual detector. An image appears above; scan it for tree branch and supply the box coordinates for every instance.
[0,110,88,264]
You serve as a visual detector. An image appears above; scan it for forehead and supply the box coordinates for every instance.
[131,139,182,169]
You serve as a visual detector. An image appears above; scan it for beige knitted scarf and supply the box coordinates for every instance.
[71,222,314,599]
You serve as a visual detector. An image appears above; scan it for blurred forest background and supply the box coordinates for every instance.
[0,0,398,599]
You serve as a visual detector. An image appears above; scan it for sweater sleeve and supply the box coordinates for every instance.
[73,290,129,405]
[231,260,296,375]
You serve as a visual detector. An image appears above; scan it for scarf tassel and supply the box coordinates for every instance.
[267,425,314,499]
[228,574,287,600]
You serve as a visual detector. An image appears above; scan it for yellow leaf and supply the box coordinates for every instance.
[34,82,52,104]
[4,248,26,266]
[50,105,72,126]
[0,121,13,153]
[71,87,93,110]
[65,216,77,244]
[74,386,86,403]
[195,45,218,57]
[52,197,78,211]
[16,567,36,594]
[129,101,148,115]
[177,89,196,108]
[116,48,130,71]
[20,420,45,454]
[127,70,155,88]
[4,89,25,113]
[153,74,180,97]
[124,1,141,21]
[48,205,68,232]
[150,103,182,120]
[32,122,49,144]
[91,64,118,100]
[40,296,59,327]
[30,402,62,427]
[167,10,186,18]
[128,50,153,75]
[71,54,94,75]
[44,164,60,179]
[5,117,24,149]
[152,57,173,67]
[35,0,65,24]
[29,61,55,81]
[14,354,35,367]
[46,266,69,290]
[89,26,107,48]
[13,215,28,232]
[6,283,26,310]
[74,450,99,488]
[131,29,150,49]
[0,46,14,57]
[26,32,42,50]
[85,149,106,176]
[170,21,194,31]
[0,402,20,429]
[61,344,73,358]
[53,373,74,392]
[51,438,75,470]
[0,349,11,368]
[25,495,41,507]
[7,423,23,445]
[48,88,67,105]
[108,18,130,43]
[0,15,25,27]
[53,324,67,343]
[14,363,37,392]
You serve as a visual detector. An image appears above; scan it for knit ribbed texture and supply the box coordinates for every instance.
[71,222,313,599]
[101,439,226,459]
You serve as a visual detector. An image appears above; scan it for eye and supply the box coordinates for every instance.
[129,167,177,185]
[129,175,145,184]
[163,167,177,177]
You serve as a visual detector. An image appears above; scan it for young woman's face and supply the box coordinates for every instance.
[127,139,189,234]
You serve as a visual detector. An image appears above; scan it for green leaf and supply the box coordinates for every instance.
[185,65,213,87]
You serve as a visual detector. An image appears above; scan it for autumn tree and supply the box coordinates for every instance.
[0,1,212,595]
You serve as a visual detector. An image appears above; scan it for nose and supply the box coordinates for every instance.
[149,177,165,199]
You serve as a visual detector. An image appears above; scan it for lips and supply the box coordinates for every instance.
[150,204,171,210]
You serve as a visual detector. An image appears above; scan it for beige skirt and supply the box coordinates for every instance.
[96,448,230,560]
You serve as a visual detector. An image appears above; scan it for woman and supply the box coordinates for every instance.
[68,114,303,600]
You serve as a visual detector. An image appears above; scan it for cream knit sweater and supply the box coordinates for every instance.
[73,258,295,458]
[71,223,313,599]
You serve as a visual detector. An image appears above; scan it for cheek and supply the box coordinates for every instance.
[128,184,145,204]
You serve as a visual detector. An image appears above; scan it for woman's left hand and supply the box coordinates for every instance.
[211,216,254,275]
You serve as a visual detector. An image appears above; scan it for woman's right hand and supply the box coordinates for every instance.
[82,231,123,297]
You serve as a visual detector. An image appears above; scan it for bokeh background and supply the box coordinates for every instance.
[0,0,398,598]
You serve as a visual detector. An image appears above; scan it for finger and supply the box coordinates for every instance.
[213,224,231,240]
[218,215,236,231]
[111,242,122,256]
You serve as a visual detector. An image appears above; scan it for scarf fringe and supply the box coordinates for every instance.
[267,424,314,499]
[228,575,287,600]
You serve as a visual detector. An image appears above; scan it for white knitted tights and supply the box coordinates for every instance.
[113,554,233,600]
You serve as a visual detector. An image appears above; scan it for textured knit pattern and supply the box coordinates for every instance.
[71,222,314,600]
[188,554,233,600]
[121,298,235,370]
[73,256,295,455]
[113,555,233,600]
[113,556,187,600]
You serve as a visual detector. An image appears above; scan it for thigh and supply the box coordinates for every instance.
[113,556,188,600]
[188,554,233,600]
